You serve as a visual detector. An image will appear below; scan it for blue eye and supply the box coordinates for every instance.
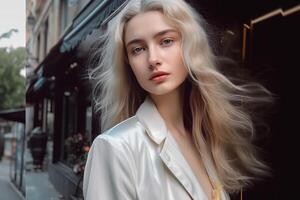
[131,47,144,55]
[161,38,174,46]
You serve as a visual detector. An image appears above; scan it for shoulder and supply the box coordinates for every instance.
[92,116,146,152]
[83,118,140,200]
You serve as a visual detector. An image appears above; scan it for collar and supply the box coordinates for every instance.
[135,96,228,199]
[135,96,167,144]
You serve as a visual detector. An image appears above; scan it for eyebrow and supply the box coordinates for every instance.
[126,29,178,48]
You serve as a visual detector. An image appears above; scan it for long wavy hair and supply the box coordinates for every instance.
[90,0,272,193]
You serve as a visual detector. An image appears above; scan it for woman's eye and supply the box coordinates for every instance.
[161,38,174,46]
[131,47,144,55]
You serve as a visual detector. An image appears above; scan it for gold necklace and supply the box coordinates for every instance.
[199,153,222,200]
[211,180,222,200]
[212,182,243,200]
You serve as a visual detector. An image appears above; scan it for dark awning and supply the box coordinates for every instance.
[60,0,128,53]
[26,75,55,103]
[0,108,25,123]
[30,0,128,79]
[27,0,129,100]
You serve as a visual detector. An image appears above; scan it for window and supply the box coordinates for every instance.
[85,106,92,143]
[60,0,68,33]
[60,0,81,34]
[44,18,48,56]
[61,89,90,174]
[36,34,40,62]
[34,100,43,127]
[61,90,77,165]
[46,98,54,163]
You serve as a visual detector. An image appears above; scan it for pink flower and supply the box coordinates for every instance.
[83,146,90,152]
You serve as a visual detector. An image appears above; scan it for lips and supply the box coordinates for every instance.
[149,71,170,81]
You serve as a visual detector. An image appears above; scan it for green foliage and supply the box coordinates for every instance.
[0,47,26,110]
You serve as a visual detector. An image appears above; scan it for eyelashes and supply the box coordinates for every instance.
[130,38,175,56]
[131,46,145,55]
[160,38,174,46]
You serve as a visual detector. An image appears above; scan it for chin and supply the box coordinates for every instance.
[149,88,177,96]
[143,83,180,96]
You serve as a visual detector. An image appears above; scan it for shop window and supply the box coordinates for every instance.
[46,98,54,163]
[62,91,77,165]
[85,106,92,144]
[61,90,90,175]
[46,98,54,136]
[34,100,43,127]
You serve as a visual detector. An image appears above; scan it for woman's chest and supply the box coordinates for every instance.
[133,135,210,200]
[174,135,215,199]
[135,151,194,200]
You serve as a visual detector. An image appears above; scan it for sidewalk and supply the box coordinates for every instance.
[0,149,64,199]
[26,170,62,200]
[0,157,24,200]
[25,148,62,200]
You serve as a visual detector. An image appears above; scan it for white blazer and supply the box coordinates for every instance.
[83,97,230,200]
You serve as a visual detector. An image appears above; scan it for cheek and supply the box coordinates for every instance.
[174,52,187,74]
[177,67,188,83]
[175,58,188,82]
[169,44,185,67]
[128,59,138,76]
[129,57,147,79]
[129,65,145,84]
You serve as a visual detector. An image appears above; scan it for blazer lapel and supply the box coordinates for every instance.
[159,132,208,200]
[136,96,208,200]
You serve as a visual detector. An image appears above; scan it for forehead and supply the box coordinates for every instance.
[124,10,176,43]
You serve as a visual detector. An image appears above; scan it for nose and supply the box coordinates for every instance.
[148,45,161,70]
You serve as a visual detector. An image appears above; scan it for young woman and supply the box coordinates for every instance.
[83,0,271,199]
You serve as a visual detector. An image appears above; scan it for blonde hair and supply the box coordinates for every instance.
[90,0,272,193]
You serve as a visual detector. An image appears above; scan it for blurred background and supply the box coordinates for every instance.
[1,0,299,199]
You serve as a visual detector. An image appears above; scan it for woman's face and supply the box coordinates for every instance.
[124,10,188,96]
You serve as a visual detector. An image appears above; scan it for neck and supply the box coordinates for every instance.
[150,87,186,135]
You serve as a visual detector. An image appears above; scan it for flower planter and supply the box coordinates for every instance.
[28,129,48,169]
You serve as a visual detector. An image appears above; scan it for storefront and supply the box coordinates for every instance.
[26,0,127,198]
